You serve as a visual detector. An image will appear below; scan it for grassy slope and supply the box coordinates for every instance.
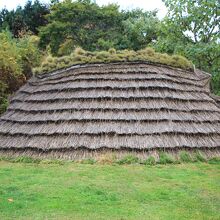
[0,162,219,220]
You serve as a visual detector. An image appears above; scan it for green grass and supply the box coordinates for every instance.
[143,156,156,165]
[116,155,139,164]
[158,152,175,164]
[179,151,193,163]
[0,161,219,220]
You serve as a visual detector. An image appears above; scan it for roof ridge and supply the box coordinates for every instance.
[36,61,196,79]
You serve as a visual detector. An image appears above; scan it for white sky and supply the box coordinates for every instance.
[0,0,167,18]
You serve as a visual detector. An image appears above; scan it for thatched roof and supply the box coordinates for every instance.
[0,62,219,158]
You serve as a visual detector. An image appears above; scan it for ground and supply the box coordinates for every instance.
[0,161,219,220]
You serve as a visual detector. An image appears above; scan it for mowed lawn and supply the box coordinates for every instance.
[0,161,219,220]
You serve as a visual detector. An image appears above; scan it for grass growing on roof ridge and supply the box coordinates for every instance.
[33,47,194,74]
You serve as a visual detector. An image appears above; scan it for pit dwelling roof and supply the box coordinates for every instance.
[0,62,219,156]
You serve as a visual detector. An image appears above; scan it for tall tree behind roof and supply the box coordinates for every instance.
[0,0,49,37]
[153,0,220,94]
[39,0,160,55]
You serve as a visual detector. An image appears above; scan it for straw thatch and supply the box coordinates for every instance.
[0,62,219,159]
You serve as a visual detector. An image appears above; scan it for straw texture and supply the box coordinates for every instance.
[0,62,219,158]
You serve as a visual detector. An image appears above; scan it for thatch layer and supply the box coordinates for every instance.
[8,99,220,112]
[0,134,219,149]
[2,109,220,122]
[0,62,219,157]
[0,148,220,161]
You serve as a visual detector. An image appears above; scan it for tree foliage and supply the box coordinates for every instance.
[0,31,42,114]
[39,0,160,55]
[153,0,220,94]
[120,10,160,50]
[162,0,219,43]
[0,0,49,37]
[39,0,123,55]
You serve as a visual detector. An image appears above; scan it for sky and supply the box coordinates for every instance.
[0,0,167,18]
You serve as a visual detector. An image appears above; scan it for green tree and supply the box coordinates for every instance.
[0,0,49,37]
[39,0,160,55]
[153,0,220,94]
[0,30,42,114]
[121,10,160,50]
[23,0,49,34]
[39,0,123,55]
[163,0,219,43]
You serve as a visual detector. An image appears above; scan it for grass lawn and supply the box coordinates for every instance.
[0,161,219,220]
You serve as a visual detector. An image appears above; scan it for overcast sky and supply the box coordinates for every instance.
[0,0,167,18]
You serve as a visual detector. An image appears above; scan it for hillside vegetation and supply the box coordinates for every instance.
[34,47,193,74]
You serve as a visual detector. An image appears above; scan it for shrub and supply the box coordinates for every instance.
[0,81,9,114]
[17,35,42,77]
[0,31,42,115]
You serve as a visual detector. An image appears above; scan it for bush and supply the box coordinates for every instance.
[17,35,42,78]
[0,31,42,115]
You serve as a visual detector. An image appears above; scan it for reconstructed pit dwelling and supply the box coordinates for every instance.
[0,62,220,159]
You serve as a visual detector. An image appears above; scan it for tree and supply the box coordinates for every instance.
[162,0,219,43]
[153,0,220,94]
[0,0,49,37]
[121,10,160,50]
[0,30,42,114]
[39,0,123,55]
[23,0,49,34]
